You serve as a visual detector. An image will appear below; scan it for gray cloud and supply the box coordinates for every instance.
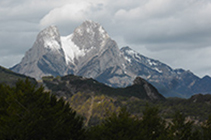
[0,0,211,78]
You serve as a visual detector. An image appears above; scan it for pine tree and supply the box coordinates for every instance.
[202,115,211,140]
[169,111,198,140]
[0,79,85,140]
[140,105,168,140]
[87,107,142,140]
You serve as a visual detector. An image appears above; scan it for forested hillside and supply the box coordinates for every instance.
[0,65,36,86]
[1,80,211,139]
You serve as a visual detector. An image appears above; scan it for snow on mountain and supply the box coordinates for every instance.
[121,46,170,78]
[40,25,62,51]
[120,46,207,98]
[61,34,86,64]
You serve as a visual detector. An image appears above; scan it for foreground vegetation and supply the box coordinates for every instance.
[0,80,84,140]
[68,92,211,125]
[1,80,211,139]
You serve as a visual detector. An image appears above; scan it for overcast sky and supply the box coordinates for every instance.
[1,0,211,77]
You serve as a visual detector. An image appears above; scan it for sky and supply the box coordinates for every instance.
[0,0,211,78]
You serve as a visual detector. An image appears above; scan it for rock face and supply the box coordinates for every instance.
[0,65,36,86]
[133,77,165,101]
[11,20,211,98]
[11,26,67,79]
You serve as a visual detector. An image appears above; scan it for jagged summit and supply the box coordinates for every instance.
[61,20,110,65]
[37,25,62,51]
[132,76,165,101]
[71,20,109,50]
[133,77,148,85]
[38,25,59,38]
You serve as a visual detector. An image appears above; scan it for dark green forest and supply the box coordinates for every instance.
[1,80,211,140]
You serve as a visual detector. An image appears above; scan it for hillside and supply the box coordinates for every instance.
[42,74,165,102]
[41,75,211,125]
[0,65,36,86]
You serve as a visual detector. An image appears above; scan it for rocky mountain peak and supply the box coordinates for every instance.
[202,75,211,80]
[132,76,165,101]
[36,25,62,51]
[133,77,148,86]
[71,20,109,50]
[121,46,134,52]
[38,26,60,41]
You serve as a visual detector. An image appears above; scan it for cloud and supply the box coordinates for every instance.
[113,0,211,51]
[40,2,90,27]
[1,0,211,77]
[39,0,109,34]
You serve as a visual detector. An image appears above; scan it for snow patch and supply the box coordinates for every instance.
[99,26,109,39]
[76,28,83,36]
[147,59,158,66]
[126,49,136,56]
[61,34,86,64]
[122,63,126,69]
[44,39,61,50]
[61,34,95,64]
[153,67,162,73]
[86,28,90,33]
[125,49,142,61]
[124,56,131,63]
[134,53,141,60]
[99,26,105,34]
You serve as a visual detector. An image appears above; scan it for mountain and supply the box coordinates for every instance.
[192,75,211,94]
[0,65,36,86]
[121,46,210,98]
[11,20,211,98]
[11,26,67,79]
[42,75,165,102]
[11,20,134,87]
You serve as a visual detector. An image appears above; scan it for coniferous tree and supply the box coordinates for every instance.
[202,115,211,140]
[87,107,142,140]
[168,111,199,140]
[140,105,168,140]
[0,79,85,140]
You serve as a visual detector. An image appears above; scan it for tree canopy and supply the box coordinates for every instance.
[0,79,84,140]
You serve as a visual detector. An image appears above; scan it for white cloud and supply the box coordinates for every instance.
[39,0,109,34]
[40,2,91,27]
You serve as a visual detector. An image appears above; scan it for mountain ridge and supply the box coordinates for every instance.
[11,20,211,98]
[42,74,165,102]
[120,46,210,98]
[0,65,37,86]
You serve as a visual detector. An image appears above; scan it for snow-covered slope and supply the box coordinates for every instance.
[61,34,86,65]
